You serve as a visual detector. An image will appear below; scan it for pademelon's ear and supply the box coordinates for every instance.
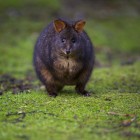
[53,19,66,32]
[74,20,86,32]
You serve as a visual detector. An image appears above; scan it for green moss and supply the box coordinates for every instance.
[0,69,140,140]
[0,62,140,140]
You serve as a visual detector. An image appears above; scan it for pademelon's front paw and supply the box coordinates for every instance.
[76,86,91,97]
[48,92,58,97]
[82,90,91,97]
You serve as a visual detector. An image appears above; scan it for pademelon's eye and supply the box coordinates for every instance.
[61,38,66,43]
[71,38,76,43]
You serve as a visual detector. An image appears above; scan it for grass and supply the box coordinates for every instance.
[0,63,140,140]
[0,1,140,140]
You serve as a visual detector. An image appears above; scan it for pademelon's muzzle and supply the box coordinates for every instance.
[66,49,71,55]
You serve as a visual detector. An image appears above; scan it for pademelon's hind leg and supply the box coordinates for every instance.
[34,56,64,97]
[75,84,91,96]
[39,68,64,97]
[75,68,93,97]
[46,84,64,97]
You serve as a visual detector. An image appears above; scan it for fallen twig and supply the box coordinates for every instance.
[108,112,136,127]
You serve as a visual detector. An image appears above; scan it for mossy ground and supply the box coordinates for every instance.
[0,1,140,140]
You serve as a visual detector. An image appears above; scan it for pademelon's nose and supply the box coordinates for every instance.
[66,50,70,55]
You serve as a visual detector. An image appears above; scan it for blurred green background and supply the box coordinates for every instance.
[0,0,140,75]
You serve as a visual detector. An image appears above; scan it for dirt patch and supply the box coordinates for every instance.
[0,72,40,95]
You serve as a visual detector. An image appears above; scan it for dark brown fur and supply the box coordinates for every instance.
[33,19,95,97]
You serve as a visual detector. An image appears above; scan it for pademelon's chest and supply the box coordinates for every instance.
[53,58,83,76]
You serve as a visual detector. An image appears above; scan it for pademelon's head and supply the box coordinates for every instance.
[53,19,86,58]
